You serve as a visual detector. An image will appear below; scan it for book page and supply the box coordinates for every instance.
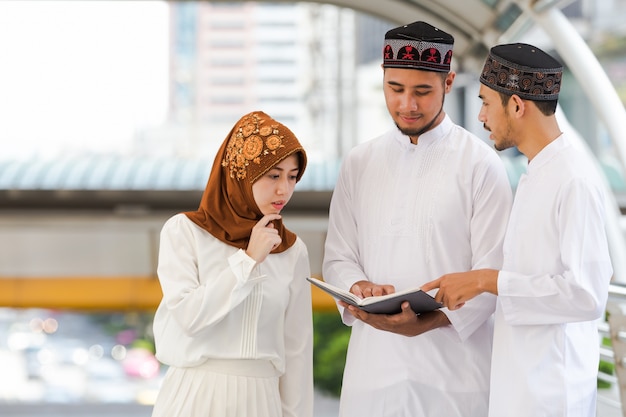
[306,277,442,314]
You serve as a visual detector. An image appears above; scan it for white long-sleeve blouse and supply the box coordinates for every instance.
[153,213,313,417]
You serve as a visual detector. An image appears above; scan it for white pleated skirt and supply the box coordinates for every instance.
[151,359,282,417]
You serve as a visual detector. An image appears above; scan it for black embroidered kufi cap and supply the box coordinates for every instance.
[480,43,563,101]
[383,21,454,72]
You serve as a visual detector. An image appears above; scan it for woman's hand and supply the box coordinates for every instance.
[246,214,282,263]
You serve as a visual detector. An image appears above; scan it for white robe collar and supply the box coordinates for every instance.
[391,114,452,150]
[527,133,567,175]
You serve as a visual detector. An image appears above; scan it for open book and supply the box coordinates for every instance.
[307,277,442,315]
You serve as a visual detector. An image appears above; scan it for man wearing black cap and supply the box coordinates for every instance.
[423,43,613,416]
[323,21,512,416]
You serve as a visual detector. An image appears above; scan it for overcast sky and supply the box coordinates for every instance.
[0,1,168,159]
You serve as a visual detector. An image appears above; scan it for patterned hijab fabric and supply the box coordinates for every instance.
[383,21,454,73]
[480,43,563,101]
[185,111,307,253]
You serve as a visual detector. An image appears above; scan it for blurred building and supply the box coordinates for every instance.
[144,2,393,164]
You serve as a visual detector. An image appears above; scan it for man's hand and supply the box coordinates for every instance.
[349,280,395,299]
[421,269,499,310]
[340,300,450,337]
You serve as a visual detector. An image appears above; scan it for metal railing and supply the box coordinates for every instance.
[598,283,626,416]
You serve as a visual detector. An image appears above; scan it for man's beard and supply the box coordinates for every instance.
[486,118,515,151]
[396,93,445,138]
[494,140,514,152]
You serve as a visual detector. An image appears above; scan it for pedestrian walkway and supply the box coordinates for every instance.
[314,389,340,417]
[598,385,623,417]
[2,388,621,416]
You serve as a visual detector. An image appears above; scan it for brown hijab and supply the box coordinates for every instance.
[184,111,307,253]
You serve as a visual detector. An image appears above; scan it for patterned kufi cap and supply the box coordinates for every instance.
[222,111,307,183]
[480,43,563,101]
[383,21,454,72]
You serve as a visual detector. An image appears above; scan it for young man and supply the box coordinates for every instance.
[423,43,613,416]
[322,21,512,416]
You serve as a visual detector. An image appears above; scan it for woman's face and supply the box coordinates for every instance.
[252,154,300,215]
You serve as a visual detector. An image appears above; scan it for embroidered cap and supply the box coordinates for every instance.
[383,21,454,72]
[480,43,563,101]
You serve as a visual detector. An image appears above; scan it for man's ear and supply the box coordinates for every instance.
[444,71,456,93]
[510,94,525,117]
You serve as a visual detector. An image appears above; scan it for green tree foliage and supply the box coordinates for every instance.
[598,336,614,389]
[313,311,351,397]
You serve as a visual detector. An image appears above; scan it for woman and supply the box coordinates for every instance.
[151,111,313,417]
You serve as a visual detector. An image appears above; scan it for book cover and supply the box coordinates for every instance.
[306,277,442,315]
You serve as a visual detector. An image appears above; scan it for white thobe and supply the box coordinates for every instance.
[490,134,613,417]
[323,115,513,417]
[152,214,313,417]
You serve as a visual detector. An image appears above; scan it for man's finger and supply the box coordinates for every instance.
[420,278,439,292]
